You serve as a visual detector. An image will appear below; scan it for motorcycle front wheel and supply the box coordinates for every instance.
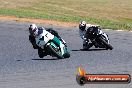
[98,37,113,50]
[47,43,64,59]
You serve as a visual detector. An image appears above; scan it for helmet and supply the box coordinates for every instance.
[29,24,38,36]
[79,21,86,31]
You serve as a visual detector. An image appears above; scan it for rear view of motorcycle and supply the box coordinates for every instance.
[85,26,113,50]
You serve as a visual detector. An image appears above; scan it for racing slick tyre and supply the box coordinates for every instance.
[63,52,70,58]
[98,37,113,50]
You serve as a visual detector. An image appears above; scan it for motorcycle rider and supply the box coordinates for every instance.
[28,24,67,58]
[79,21,109,50]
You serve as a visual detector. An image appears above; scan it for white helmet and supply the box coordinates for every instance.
[79,21,86,31]
[29,24,38,36]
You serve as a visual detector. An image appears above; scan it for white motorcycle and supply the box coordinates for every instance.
[85,26,113,50]
[35,29,70,59]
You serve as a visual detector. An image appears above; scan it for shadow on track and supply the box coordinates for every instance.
[32,58,66,61]
[71,48,107,51]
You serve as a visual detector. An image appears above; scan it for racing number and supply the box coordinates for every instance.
[45,33,48,38]
[38,33,49,45]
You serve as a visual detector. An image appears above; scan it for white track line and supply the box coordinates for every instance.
[103,29,132,33]
[116,30,124,32]
[104,29,111,31]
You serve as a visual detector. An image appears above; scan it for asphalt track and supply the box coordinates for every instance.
[0,20,132,88]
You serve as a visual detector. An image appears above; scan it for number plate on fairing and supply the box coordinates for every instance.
[36,30,54,47]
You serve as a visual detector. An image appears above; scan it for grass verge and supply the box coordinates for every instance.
[0,0,132,30]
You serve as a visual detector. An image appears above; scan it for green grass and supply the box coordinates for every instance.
[0,0,132,30]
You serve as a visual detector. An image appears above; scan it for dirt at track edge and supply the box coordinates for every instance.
[0,15,78,27]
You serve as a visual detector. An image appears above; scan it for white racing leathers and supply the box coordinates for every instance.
[79,24,110,49]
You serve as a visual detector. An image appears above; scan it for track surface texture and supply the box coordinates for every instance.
[0,20,132,88]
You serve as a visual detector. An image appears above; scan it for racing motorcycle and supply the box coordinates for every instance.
[35,29,70,59]
[85,26,113,50]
